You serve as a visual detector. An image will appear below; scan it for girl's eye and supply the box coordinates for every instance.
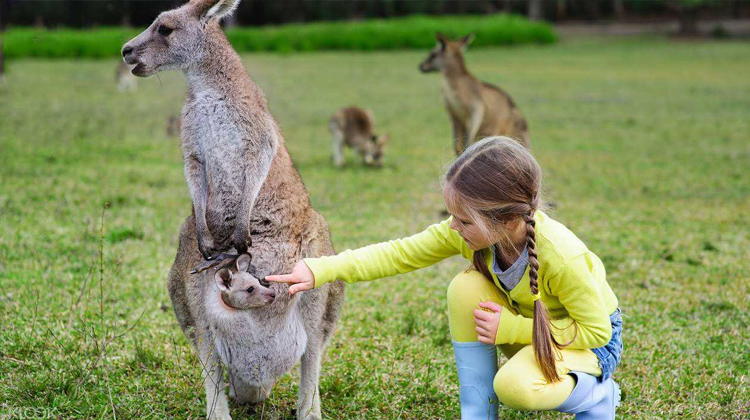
[246,286,255,293]
[157,25,173,36]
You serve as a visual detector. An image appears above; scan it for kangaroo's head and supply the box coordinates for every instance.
[418,32,474,73]
[121,0,240,77]
[214,254,276,310]
[363,134,388,167]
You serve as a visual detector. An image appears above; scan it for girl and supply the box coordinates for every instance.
[267,137,622,419]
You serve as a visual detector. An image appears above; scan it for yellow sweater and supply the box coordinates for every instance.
[304,210,619,349]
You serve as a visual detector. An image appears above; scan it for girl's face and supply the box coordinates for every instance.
[448,208,494,251]
[444,185,499,251]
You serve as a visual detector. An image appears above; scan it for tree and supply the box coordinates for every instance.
[668,0,716,36]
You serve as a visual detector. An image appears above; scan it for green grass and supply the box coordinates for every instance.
[2,14,555,59]
[1,36,749,419]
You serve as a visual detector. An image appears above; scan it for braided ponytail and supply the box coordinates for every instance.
[525,209,562,382]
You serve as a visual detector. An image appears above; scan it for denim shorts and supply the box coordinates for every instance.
[590,308,623,381]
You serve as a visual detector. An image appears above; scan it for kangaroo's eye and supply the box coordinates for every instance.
[157,25,174,36]
[246,286,255,294]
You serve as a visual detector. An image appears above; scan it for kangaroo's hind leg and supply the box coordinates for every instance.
[330,119,345,168]
[196,327,232,420]
[168,216,201,345]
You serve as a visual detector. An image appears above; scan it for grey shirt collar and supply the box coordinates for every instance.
[489,245,529,291]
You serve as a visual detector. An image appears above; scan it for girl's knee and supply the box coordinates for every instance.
[493,364,538,411]
[446,270,493,306]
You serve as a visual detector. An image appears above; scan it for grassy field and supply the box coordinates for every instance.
[1,36,749,419]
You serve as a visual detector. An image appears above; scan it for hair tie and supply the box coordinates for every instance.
[531,293,541,302]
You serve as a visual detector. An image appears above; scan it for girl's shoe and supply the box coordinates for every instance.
[452,341,499,420]
[555,371,621,420]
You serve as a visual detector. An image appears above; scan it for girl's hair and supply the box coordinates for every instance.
[443,136,571,383]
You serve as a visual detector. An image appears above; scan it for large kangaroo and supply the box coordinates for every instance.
[121,1,345,419]
[419,33,530,154]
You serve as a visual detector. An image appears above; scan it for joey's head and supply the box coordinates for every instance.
[418,32,474,73]
[363,134,388,167]
[214,254,275,310]
[121,0,241,77]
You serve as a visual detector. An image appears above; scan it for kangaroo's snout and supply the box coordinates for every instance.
[121,45,133,58]
[121,44,139,66]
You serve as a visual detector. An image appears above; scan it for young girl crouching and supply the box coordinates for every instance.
[267,136,623,420]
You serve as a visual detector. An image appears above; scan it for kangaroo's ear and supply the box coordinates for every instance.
[195,0,241,22]
[215,268,232,292]
[435,32,449,50]
[376,134,388,146]
[460,33,475,50]
[236,253,251,273]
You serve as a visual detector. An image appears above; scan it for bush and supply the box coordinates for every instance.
[3,14,556,59]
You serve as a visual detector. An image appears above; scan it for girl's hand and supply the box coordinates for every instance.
[473,301,503,345]
[265,260,315,295]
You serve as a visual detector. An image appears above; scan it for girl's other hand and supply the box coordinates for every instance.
[473,301,503,344]
[265,260,315,295]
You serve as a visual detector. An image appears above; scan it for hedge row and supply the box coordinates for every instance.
[3,14,556,59]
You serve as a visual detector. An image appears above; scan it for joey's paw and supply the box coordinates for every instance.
[190,253,239,274]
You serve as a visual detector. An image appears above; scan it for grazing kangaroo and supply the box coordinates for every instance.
[329,106,388,168]
[419,33,530,154]
[116,61,138,92]
[121,1,345,419]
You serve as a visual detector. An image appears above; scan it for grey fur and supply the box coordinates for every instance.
[122,1,345,419]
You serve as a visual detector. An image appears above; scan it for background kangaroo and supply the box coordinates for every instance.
[116,61,138,92]
[419,33,530,154]
[329,106,388,168]
[122,1,345,419]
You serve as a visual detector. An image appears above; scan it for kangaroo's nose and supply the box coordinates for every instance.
[122,45,133,58]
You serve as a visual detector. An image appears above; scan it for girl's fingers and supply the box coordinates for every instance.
[288,281,313,295]
[265,274,298,284]
[288,284,305,295]
[475,326,491,336]
[473,309,492,321]
[478,301,503,313]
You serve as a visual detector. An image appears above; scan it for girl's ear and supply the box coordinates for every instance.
[215,268,232,292]
[236,253,251,272]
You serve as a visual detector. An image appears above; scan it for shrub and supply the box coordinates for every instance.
[3,14,555,59]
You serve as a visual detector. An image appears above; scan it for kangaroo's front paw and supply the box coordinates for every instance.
[231,227,251,255]
[198,235,219,261]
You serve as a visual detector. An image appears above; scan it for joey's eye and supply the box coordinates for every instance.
[246,286,255,294]
[157,25,173,36]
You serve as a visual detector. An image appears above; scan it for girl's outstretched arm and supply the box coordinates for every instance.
[266,261,315,295]
[268,218,469,293]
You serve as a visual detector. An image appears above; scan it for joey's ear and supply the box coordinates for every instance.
[435,32,449,49]
[376,134,389,146]
[194,0,241,22]
[236,253,251,273]
[215,268,232,292]
[460,33,475,49]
